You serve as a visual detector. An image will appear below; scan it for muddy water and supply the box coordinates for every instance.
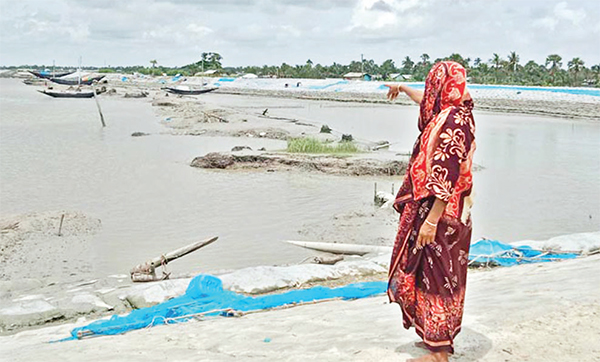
[1,80,599,281]
[209,93,600,241]
[0,80,381,278]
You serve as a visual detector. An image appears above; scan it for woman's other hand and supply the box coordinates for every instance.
[385,83,402,100]
[416,220,437,249]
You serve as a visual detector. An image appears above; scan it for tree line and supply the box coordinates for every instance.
[6,51,598,87]
[227,52,597,87]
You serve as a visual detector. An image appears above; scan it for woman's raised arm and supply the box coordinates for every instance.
[384,84,423,104]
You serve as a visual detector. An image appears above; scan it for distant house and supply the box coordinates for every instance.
[389,73,412,81]
[343,72,372,81]
[194,69,221,77]
[241,73,258,79]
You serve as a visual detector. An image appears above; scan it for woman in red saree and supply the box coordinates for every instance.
[385,61,476,362]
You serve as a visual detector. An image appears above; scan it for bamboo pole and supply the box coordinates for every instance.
[91,83,106,127]
[58,213,65,236]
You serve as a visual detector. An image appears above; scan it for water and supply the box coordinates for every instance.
[1,79,599,280]
[0,80,376,277]
[210,93,600,241]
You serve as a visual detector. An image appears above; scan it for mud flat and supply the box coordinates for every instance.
[190,151,408,177]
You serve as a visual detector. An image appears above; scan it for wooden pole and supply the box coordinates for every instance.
[374,182,377,202]
[58,213,65,236]
[91,83,106,127]
[130,236,219,282]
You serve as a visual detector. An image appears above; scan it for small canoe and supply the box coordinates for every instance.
[163,86,217,95]
[284,240,392,256]
[38,89,96,98]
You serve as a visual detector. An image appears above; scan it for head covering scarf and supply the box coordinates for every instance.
[418,61,467,131]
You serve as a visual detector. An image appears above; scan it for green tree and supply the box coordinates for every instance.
[507,52,519,72]
[567,57,584,86]
[200,52,223,70]
[380,59,397,79]
[401,56,414,74]
[149,59,158,75]
[591,64,600,86]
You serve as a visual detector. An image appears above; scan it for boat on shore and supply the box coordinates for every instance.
[49,74,106,86]
[284,240,391,256]
[29,70,75,79]
[38,89,95,98]
[163,85,217,95]
[37,86,106,99]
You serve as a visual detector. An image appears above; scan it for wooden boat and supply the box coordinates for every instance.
[163,86,217,95]
[38,89,96,98]
[49,75,106,86]
[29,70,75,79]
[284,240,391,256]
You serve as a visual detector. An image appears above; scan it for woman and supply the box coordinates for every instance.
[385,61,476,362]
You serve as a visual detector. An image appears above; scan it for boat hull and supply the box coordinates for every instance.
[37,90,95,98]
[163,87,217,95]
[49,75,106,86]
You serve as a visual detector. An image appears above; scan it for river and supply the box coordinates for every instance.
[1,79,598,279]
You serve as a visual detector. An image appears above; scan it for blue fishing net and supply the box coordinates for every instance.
[66,275,387,340]
[468,239,578,266]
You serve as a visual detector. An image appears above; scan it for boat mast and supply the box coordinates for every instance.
[78,56,82,86]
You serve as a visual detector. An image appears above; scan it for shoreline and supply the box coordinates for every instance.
[1,253,598,361]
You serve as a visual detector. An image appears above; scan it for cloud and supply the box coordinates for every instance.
[533,1,587,31]
[369,0,394,12]
[0,0,598,67]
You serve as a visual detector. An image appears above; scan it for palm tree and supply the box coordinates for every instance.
[401,56,414,74]
[592,64,600,86]
[489,53,501,83]
[420,53,430,65]
[149,59,158,75]
[507,52,519,72]
[490,53,502,69]
[567,57,584,86]
[545,54,563,84]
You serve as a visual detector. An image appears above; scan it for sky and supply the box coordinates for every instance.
[0,0,599,68]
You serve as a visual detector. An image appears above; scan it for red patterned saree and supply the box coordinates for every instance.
[388,61,476,354]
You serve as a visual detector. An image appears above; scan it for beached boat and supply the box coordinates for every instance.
[29,70,75,79]
[284,240,391,256]
[163,86,217,95]
[49,74,106,86]
[37,89,96,98]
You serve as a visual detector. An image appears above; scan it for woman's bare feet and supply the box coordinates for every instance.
[407,351,449,362]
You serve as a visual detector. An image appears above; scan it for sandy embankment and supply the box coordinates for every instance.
[100,74,600,121]
[1,254,598,362]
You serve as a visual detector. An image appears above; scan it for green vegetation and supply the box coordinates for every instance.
[320,125,332,133]
[4,50,598,87]
[287,137,361,154]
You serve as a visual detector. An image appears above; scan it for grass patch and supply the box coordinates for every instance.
[287,137,361,154]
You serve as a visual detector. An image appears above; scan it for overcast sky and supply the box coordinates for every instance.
[1,0,599,68]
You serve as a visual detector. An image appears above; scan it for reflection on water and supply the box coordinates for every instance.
[1,80,599,280]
